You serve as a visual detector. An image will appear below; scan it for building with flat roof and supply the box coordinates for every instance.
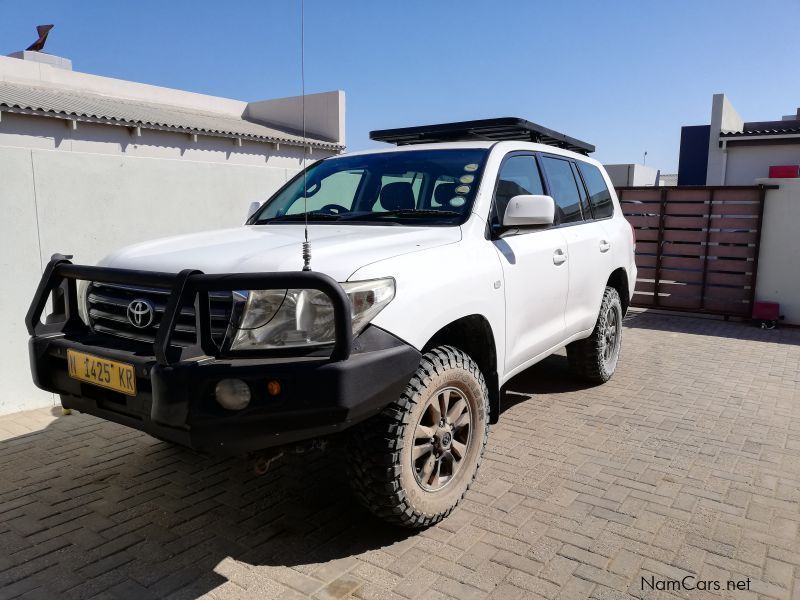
[678,93,800,185]
[0,48,345,415]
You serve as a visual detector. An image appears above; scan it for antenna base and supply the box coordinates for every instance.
[302,240,312,271]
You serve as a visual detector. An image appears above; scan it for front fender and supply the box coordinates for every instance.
[348,238,506,378]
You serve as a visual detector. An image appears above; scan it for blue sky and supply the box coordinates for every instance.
[2,0,798,171]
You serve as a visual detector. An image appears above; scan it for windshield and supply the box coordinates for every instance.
[250,148,489,226]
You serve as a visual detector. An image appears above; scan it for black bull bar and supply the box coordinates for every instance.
[26,254,354,364]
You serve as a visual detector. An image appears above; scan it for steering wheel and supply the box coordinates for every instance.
[318,203,349,215]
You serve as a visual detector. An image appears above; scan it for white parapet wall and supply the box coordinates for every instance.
[603,163,659,187]
[755,178,800,325]
[246,91,346,145]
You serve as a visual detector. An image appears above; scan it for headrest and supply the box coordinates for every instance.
[379,182,415,211]
[434,183,458,207]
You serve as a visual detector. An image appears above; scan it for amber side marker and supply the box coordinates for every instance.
[267,380,282,396]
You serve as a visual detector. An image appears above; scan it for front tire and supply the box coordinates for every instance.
[347,346,489,528]
[566,286,623,383]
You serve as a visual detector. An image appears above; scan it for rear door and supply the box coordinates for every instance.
[577,160,626,263]
[539,154,613,335]
[577,160,631,303]
[490,153,569,374]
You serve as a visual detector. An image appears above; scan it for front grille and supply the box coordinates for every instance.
[87,282,233,348]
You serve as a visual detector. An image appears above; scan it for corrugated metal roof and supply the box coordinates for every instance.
[0,81,342,150]
[720,124,800,138]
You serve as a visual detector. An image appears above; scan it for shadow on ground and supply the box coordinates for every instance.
[501,353,596,416]
[623,308,800,345]
[0,410,414,599]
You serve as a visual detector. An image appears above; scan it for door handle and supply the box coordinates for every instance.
[553,248,567,265]
[599,240,611,253]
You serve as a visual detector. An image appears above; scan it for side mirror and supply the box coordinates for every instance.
[502,194,555,227]
[246,201,262,221]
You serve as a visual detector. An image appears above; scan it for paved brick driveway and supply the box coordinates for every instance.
[1,311,799,600]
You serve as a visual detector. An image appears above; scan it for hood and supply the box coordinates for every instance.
[99,224,462,281]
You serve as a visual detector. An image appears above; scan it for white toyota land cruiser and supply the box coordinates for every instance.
[27,118,636,527]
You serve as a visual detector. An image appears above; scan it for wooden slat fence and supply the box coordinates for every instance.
[617,185,773,317]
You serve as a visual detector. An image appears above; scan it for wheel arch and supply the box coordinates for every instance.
[606,267,630,316]
[423,314,501,424]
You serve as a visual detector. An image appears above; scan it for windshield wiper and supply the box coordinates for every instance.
[344,209,462,220]
[257,211,343,223]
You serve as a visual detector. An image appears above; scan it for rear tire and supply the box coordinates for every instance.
[347,346,489,528]
[566,286,623,383]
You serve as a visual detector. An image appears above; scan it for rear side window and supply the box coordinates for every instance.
[539,156,583,224]
[577,162,614,219]
[493,155,545,223]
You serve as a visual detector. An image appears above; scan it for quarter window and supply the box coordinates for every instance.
[571,162,592,218]
[577,162,614,219]
[493,155,545,224]
[540,156,583,224]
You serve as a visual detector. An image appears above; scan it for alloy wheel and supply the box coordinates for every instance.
[411,386,472,492]
[602,305,621,370]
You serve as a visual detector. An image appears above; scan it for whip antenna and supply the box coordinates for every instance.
[300,0,312,271]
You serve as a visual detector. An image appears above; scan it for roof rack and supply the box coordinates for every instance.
[370,117,594,155]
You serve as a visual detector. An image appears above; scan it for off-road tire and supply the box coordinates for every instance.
[566,286,623,383]
[347,346,489,528]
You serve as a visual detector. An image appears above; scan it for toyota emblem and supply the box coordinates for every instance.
[126,299,155,329]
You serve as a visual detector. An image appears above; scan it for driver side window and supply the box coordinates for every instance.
[286,169,365,214]
[493,155,545,224]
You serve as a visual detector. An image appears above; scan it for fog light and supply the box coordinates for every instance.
[267,379,281,396]
[215,379,251,410]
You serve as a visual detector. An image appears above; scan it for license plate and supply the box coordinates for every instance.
[67,350,137,396]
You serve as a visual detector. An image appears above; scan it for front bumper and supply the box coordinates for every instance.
[26,256,421,455]
[31,325,420,455]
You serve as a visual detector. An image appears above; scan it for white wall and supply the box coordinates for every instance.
[724,144,800,185]
[246,91,346,145]
[754,178,800,325]
[706,94,744,185]
[604,164,659,187]
[0,147,45,415]
[0,136,332,415]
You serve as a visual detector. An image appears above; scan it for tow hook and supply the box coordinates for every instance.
[252,448,284,476]
[250,438,328,476]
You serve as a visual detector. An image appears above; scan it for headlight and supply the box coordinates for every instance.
[341,278,396,335]
[229,277,395,351]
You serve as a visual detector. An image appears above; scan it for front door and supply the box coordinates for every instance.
[491,153,570,375]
